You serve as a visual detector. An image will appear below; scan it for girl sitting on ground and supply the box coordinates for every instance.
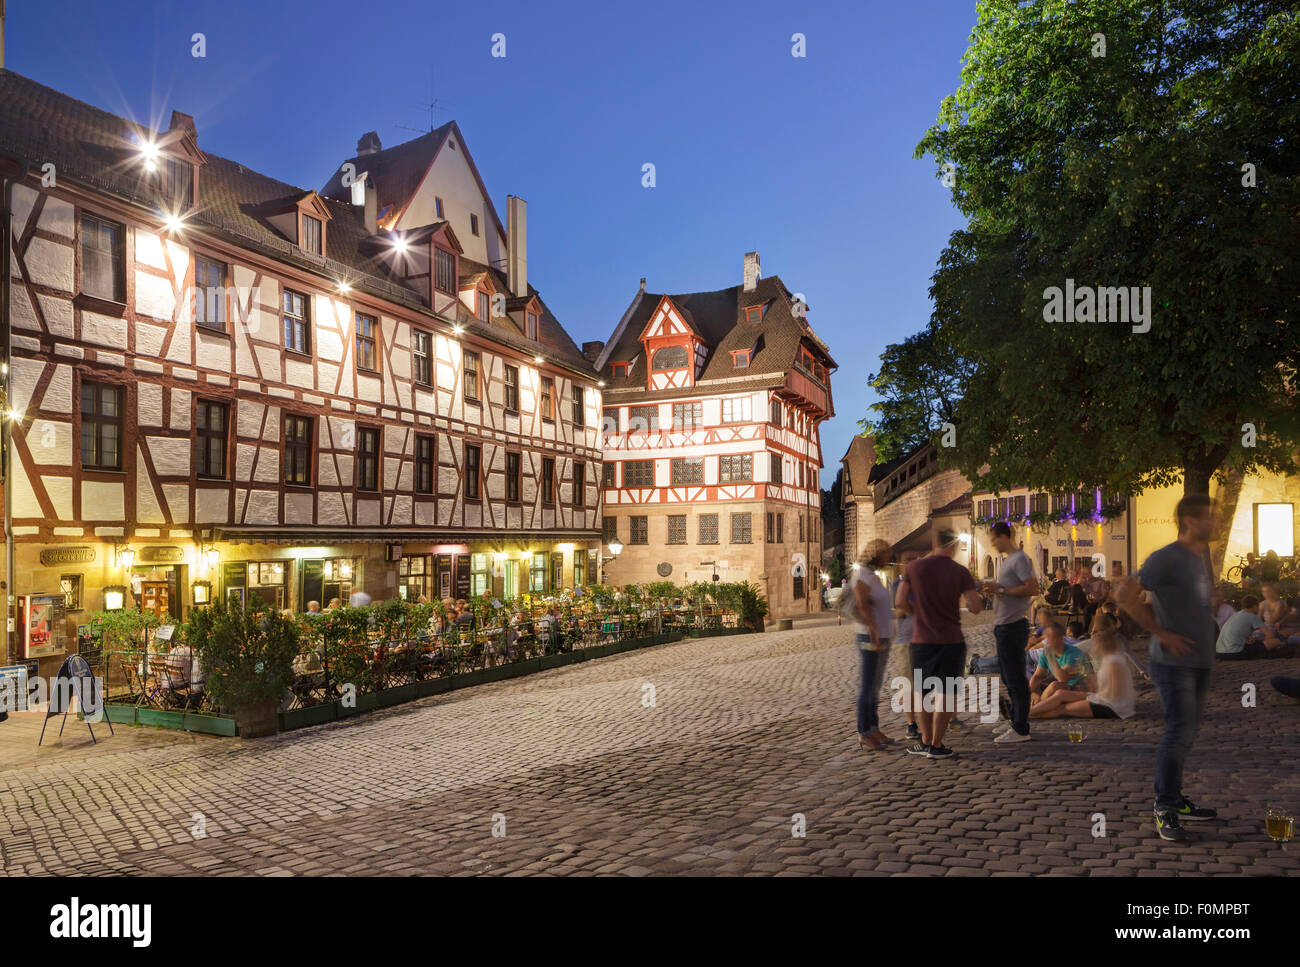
[1029,614,1135,720]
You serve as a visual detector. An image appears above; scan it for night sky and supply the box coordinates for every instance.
[4,0,978,485]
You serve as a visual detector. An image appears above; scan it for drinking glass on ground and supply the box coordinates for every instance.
[1265,806,1294,843]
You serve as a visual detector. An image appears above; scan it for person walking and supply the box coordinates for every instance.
[982,522,1039,743]
[895,528,983,759]
[1117,494,1220,842]
[851,540,897,751]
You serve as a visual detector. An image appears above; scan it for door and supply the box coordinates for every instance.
[140,582,171,619]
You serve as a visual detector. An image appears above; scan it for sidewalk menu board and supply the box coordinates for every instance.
[25,593,66,658]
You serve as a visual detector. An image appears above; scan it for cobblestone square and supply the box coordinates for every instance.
[2,615,1297,876]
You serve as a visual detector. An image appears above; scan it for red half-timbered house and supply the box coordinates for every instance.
[596,253,836,618]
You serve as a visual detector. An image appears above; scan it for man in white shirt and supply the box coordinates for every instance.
[982,522,1039,743]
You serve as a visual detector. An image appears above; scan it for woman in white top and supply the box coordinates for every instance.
[1028,614,1135,720]
[853,540,898,751]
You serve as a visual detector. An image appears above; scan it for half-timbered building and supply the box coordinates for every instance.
[0,70,602,674]
[594,253,836,618]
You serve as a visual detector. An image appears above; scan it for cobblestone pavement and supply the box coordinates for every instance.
[2,615,1297,876]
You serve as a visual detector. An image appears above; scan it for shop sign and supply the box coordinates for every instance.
[138,546,185,564]
[39,547,95,566]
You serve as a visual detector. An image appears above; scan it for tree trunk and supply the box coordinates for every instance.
[1183,445,1229,583]
[1209,465,1245,581]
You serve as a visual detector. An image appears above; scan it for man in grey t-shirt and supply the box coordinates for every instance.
[982,522,1039,742]
[1118,494,1219,843]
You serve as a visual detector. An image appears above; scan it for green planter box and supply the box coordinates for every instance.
[539,653,572,670]
[137,708,186,729]
[376,683,418,707]
[279,703,337,731]
[415,677,453,698]
[183,712,237,737]
[449,670,484,690]
[339,692,379,717]
[585,644,614,659]
[482,663,517,683]
[515,657,542,675]
[104,705,138,725]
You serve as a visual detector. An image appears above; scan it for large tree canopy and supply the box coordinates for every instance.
[869,0,1300,498]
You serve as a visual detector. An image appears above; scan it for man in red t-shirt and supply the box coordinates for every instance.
[895,528,983,759]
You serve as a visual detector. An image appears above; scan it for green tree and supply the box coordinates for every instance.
[880,1,1300,506]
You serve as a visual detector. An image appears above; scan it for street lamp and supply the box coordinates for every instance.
[603,540,623,584]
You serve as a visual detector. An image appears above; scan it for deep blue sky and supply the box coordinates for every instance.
[5,0,978,487]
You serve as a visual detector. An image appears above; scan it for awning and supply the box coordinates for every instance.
[891,521,933,557]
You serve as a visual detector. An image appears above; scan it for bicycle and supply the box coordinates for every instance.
[1226,555,1254,586]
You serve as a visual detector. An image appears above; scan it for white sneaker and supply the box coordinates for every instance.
[991,722,1013,736]
[994,729,1031,744]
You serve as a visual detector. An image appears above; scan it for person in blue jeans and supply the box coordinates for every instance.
[1118,495,1220,843]
[853,540,898,751]
[981,523,1039,742]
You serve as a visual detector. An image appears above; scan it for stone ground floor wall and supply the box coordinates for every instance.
[601,499,823,619]
[3,536,601,679]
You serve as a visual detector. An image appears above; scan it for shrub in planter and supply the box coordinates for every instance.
[735,581,769,632]
[187,600,299,737]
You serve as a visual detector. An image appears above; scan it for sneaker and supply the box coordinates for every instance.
[1154,809,1186,842]
[905,722,922,741]
[994,729,1031,744]
[992,722,1013,736]
[926,744,956,759]
[1176,798,1217,822]
[906,742,931,756]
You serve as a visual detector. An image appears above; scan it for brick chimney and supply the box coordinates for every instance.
[361,174,377,234]
[356,131,383,157]
[168,111,197,143]
[507,195,527,299]
[743,252,761,292]
[582,341,605,363]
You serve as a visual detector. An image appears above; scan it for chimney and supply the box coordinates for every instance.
[638,277,646,293]
[168,110,197,143]
[582,341,605,363]
[362,175,377,234]
[507,194,527,299]
[356,131,383,157]
[743,252,761,292]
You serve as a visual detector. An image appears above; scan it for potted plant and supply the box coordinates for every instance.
[735,581,769,633]
[187,599,299,738]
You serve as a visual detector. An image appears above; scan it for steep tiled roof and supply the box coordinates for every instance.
[318,124,455,218]
[598,275,837,388]
[0,69,595,378]
[841,435,876,496]
[929,493,973,518]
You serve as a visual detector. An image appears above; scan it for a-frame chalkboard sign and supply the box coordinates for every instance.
[39,654,114,746]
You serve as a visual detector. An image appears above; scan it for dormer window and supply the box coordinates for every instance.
[651,345,689,371]
[165,158,195,208]
[731,349,751,369]
[477,291,489,323]
[301,215,323,255]
[526,311,538,340]
[611,362,630,379]
[434,248,457,294]
[745,304,766,324]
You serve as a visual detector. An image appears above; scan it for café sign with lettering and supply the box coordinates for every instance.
[39,547,95,566]
[138,546,186,564]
